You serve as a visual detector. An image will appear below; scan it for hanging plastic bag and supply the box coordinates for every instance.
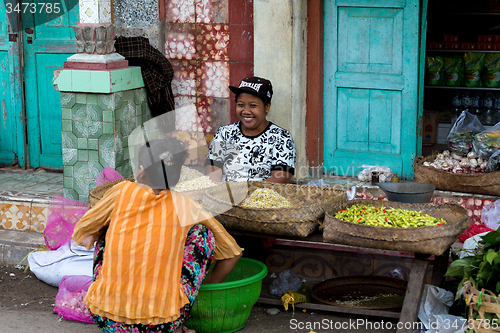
[487,149,500,172]
[473,123,500,159]
[54,275,93,323]
[44,196,88,250]
[482,199,500,230]
[269,269,302,296]
[446,111,485,155]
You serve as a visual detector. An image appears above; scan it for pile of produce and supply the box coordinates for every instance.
[445,229,500,332]
[173,166,218,192]
[333,293,404,307]
[473,128,500,159]
[334,204,447,228]
[447,129,476,155]
[423,150,488,174]
[240,188,293,209]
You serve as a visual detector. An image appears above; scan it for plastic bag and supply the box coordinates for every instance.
[446,111,485,155]
[487,150,500,172]
[482,199,500,230]
[464,52,485,87]
[473,123,500,159]
[28,239,93,287]
[445,56,464,87]
[460,231,491,259]
[418,284,458,332]
[43,196,88,250]
[357,165,393,182]
[426,56,445,86]
[95,166,124,187]
[269,269,302,296]
[383,267,404,280]
[305,179,328,187]
[484,53,500,88]
[54,275,93,323]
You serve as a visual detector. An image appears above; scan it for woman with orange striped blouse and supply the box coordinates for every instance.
[72,138,243,333]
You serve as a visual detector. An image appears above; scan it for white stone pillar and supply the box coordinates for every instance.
[64,0,127,69]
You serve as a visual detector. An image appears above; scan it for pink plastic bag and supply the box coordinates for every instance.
[44,196,88,250]
[54,275,93,323]
[96,166,124,187]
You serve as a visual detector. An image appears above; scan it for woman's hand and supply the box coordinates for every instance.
[264,170,293,184]
[205,165,222,183]
[203,253,242,284]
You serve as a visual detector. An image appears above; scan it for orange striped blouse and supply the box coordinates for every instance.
[72,181,243,325]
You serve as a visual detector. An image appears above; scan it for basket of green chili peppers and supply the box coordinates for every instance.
[322,200,470,255]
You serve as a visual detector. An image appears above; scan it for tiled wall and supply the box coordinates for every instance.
[166,0,254,154]
[0,201,47,233]
[60,88,150,202]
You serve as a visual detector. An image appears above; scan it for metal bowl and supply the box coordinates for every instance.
[376,182,435,203]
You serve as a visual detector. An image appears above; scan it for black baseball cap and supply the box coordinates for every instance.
[229,76,273,104]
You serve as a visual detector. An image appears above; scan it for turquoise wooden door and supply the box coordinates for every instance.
[23,1,78,169]
[0,0,25,167]
[324,0,425,180]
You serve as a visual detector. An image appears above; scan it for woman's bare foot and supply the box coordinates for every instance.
[173,326,196,333]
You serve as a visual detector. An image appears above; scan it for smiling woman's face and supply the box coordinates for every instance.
[235,93,271,136]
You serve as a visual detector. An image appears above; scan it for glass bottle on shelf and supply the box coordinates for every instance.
[483,91,495,125]
[495,92,500,124]
[461,90,472,113]
[451,90,462,124]
[472,91,483,122]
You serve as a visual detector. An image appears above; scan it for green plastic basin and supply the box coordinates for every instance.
[184,257,268,333]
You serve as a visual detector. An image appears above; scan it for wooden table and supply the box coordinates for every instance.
[228,229,451,333]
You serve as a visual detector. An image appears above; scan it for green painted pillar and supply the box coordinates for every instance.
[53,67,149,202]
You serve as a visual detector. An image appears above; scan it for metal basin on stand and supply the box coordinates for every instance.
[376,182,435,203]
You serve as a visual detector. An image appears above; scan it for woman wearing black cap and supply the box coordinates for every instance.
[205,76,296,184]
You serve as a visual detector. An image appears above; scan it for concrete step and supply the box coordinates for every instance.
[0,167,62,234]
[0,228,45,265]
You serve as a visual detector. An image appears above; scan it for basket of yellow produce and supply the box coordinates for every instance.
[202,181,347,237]
[323,200,469,255]
[88,166,223,209]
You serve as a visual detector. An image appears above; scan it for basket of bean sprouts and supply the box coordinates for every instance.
[202,181,347,237]
[88,166,222,208]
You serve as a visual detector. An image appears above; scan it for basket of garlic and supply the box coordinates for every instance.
[414,150,500,196]
[201,181,347,237]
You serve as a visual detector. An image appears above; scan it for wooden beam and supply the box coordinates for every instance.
[396,258,429,333]
[158,0,166,55]
[431,247,450,287]
[257,298,401,319]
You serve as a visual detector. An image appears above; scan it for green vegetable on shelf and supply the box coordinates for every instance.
[334,204,447,228]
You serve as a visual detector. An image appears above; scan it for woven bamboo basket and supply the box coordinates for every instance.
[322,199,470,255]
[202,181,347,237]
[88,178,220,209]
[414,154,500,196]
[464,280,500,332]
[88,178,133,209]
